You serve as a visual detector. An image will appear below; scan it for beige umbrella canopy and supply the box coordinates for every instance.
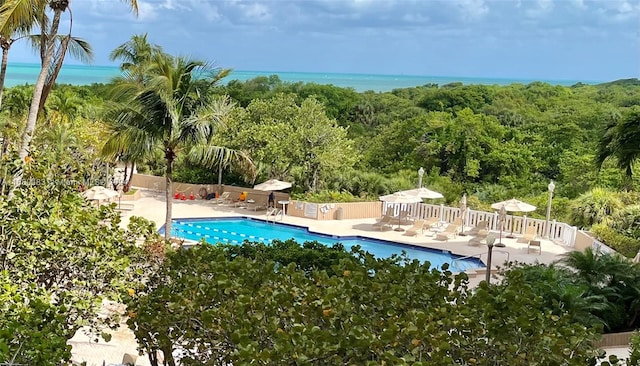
[253,179,292,191]
[379,192,423,231]
[81,186,120,202]
[491,198,536,239]
[633,251,640,264]
[396,187,444,200]
[490,198,536,212]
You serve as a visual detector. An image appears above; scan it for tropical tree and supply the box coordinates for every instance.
[103,50,231,240]
[597,106,640,186]
[0,0,138,192]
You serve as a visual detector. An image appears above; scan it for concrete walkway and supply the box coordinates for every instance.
[69,189,629,365]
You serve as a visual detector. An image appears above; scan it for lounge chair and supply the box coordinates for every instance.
[423,217,440,228]
[372,212,394,231]
[403,219,426,237]
[393,210,414,225]
[468,229,489,246]
[517,225,537,243]
[463,220,489,236]
[434,224,459,241]
[214,192,231,205]
[247,199,267,211]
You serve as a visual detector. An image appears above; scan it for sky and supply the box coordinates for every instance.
[7,0,640,82]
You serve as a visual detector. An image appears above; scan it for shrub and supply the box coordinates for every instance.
[590,223,640,257]
[568,188,623,229]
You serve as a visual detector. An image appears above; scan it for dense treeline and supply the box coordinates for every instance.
[3,75,640,253]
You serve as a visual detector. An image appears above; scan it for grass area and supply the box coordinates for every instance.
[124,189,137,195]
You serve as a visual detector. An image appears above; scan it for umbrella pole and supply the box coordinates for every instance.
[496,220,506,247]
[507,213,516,239]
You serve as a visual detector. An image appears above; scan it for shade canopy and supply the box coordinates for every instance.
[81,186,120,201]
[491,198,536,212]
[379,192,423,204]
[633,251,640,264]
[253,179,292,191]
[396,187,444,200]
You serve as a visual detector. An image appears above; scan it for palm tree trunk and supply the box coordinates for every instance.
[0,38,12,110]
[38,34,70,112]
[165,153,174,241]
[12,9,63,194]
[217,161,223,194]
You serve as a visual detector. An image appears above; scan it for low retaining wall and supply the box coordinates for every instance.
[595,331,635,348]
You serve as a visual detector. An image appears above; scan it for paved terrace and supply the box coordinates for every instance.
[69,189,586,365]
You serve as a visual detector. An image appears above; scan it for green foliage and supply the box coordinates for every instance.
[560,248,640,332]
[610,204,640,239]
[569,188,624,229]
[0,158,156,364]
[590,223,640,258]
[292,190,368,203]
[219,239,353,277]
[126,243,601,365]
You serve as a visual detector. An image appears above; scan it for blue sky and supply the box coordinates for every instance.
[8,0,640,82]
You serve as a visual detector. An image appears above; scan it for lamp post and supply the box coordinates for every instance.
[545,180,555,239]
[485,234,496,284]
[418,167,425,188]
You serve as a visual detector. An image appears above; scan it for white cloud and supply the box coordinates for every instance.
[524,0,554,18]
[456,0,490,21]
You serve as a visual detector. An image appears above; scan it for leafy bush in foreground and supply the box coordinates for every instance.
[126,243,601,365]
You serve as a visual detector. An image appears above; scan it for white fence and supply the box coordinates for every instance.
[383,202,577,247]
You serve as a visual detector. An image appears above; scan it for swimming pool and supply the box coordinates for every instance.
[162,217,484,272]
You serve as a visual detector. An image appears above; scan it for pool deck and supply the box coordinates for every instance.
[121,190,574,273]
[71,189,604,366]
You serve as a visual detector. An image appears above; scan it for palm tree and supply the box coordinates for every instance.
[596,107,640,186]
[103,51,231,241]
[187,95,256,191]
[109,32,164,83]
[0,0,138,193]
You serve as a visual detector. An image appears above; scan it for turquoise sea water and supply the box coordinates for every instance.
[5,62,601,92]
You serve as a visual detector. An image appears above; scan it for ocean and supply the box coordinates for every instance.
[4,62,601,92]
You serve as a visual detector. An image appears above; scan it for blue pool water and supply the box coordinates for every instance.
[161,217,484,272]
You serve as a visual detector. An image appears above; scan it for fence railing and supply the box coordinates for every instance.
[383,202,577,247]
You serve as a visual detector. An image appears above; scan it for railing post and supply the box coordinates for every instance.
[440,204,445,221]
[522,215,528,235]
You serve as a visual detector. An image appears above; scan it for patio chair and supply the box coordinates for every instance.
[468,229,489,246]
[528,240,542,254]
[394,210,414,225]
[463,220,489,236]
[403,219,426,237]
[247,199,267,211]
[214,192,231,205]
[423,216,440,228]
[372,211,394,231]
[434,224,459,241]
[517,225,537,243]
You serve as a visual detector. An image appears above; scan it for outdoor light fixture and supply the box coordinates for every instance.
[545,180,555,239]
[418,167,425,188]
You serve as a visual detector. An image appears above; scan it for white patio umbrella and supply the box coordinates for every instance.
[491,198,537,238]
[81,186,120,206]
[396,187,444,199]
[253,179,292,191]
[254,179,292,215]
[633,251,640,264]
[379,192,422,231]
